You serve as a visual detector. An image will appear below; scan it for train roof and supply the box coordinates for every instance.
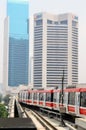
[19,87,86,93]
[28,89,53,93]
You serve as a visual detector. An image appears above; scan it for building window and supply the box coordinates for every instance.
[54,21,58,25]
[47,20,53,24]
[60,20,68,25]
[36,19,42,25]
[72,21,77,26]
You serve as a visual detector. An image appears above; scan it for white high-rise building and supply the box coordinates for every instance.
[33,12,78,89]
[0,0,7,94]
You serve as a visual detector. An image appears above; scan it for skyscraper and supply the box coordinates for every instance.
[8,1,29,87]
[0,0,7,83]
[0,0,7,94]
[33,12,78,89]
[3,0,29,89]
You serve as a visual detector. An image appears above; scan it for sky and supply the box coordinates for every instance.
[29,0,86,84]
[0,0,86,84]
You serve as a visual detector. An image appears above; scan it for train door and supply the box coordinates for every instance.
[63,91,68,113]
[57,92,59,111]
[25,91,27,103]
[39,92,44,107]
[79,91,86,116]
[65,92,68,113]
[53,91,60,110]
[26,92,28,103]
[43,93,46,107]
[21,92,23,102]
[68,92,76,114]
[37,93,39,105]
[53,92,57,110]
[31,92,33,104]
[33,92,38,105]
[46,92,53,109]
[75,92,80,115]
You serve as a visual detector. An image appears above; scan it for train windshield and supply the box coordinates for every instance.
[68,92,75,105]
[59,92,64,104]
[46,93,51,102]
[80,92,86,107]
[53,92,57,102]
[39,93,44,101]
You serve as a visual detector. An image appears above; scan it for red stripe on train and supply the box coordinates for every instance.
[80,107,86,115]
[68,105,75,112]
[39,101,44,105]
[45,102,53,107]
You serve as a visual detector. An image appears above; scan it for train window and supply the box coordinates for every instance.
[18,93,20,98]
[63,93,66,104]
[30,93,32,99]
[39,93,44,101]
[23,93,25,99]
[20,93,21,99]
[28,93,30,99]
[53,92,57,102]
[59,92,64,103]
[46,93,51,101]
[26,93,28,99]
[80,92,86,107]
[33,93,37,100]
[68,92,75,105]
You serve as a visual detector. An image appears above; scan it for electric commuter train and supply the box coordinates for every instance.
[18,87,86,117]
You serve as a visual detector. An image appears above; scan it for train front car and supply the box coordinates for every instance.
[53,87,80,116]
[79,88,86,117]
[66,87,86,117]
[65,87,80,116]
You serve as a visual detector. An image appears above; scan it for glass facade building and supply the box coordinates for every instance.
[7,1,29,86]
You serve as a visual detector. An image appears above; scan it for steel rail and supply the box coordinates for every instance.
[24,108,58,130]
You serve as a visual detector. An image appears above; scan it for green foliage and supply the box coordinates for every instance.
[0,104,8,118]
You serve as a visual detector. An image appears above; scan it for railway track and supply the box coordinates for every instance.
[24,107,59,130]
[21,106,77,130]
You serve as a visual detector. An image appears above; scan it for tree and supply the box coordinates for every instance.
[0,103,8,117]
[3,94,11,106]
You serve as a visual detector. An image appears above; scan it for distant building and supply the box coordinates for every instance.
[0,0,7,94]
[33,12,78,89]
[3,0,29,93]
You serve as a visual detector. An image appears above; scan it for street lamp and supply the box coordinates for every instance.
[59,69,66,127]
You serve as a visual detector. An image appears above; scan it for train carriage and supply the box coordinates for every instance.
[18,89,28,104]
[78,88,86,117]
[27,89,33,105]
[27,89,54,109]
[64,88,80,115]
[53,89,60,111]
[43,89,53,109]
[18,87,86,118]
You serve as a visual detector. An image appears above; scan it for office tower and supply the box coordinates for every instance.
[7,0,29,87]
[33,12,78,88]
[0,0,7,82]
